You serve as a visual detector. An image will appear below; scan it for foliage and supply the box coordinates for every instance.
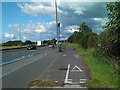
[102,2,120,58]
[2,40,22,46]
[2,40,36,46]
[43,38,57,45]
[68,31,82,43]
[78,22,92,35]
[78,32,98,49]
[71,43,118,88]
[51,38,57,44]
[28,80,65,87]
[25,40,32,44]
[68,23,92,43]
[87,35,98,48]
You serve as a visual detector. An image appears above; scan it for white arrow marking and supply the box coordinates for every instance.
[71,65,83,72]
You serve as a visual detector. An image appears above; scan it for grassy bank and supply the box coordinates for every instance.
[1,45,29,50]
[71,43,118,88]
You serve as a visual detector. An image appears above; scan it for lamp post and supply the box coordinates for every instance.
[55,0,61,52]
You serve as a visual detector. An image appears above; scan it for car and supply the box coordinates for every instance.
[27,44,36,50]
[48,44,54,48]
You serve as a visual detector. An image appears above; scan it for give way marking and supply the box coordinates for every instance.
[64,64,83,83]
[71,65,83,72]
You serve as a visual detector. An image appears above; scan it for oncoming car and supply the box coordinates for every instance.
[27,44,36,50]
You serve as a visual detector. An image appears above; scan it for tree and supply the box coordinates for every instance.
[68,34,74,43]
[51,38,57,44]
[25,40,32,44]
[103,2,120,57]
[78,22,92,35]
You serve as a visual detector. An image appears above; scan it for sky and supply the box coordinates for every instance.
[1,0,111,43]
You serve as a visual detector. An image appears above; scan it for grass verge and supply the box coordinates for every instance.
[1,45,29,50]
[71,43,118,88]
[52,43,68,51]
[28,80,65,87]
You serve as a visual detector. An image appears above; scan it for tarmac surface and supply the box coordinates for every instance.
[38,44,90,84]
[2,44,90,88]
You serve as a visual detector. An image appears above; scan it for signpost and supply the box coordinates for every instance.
[58,22,61,52]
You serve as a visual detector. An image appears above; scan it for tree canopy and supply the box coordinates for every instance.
[78,22,92,35]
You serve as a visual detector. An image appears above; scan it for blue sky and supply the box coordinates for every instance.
[1,1,110,43]
[2,2,53,35]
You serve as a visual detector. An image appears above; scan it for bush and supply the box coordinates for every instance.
[96,30,120,62]
[87,35,98,48]
[78,32,98,49]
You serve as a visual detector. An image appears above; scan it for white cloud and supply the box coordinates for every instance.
[65,25,79,33]
[4,33,14,38]
[8,20,57,42]
[93,17,108,25]
[23,36,26,40]
[3,2,109,43]
[17,2,67,18]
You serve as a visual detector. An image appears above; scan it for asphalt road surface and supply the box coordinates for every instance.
[2,47,60,88]
[2,46,48,63]
[38,44,90,84]
[2,44,90,88]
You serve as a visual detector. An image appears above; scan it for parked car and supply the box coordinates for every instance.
[48,44,54,48]
[27,44,36,50]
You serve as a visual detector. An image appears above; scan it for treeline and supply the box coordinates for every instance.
[68,2,120,69]
[43,38,66,45]
[2,38,66,46]
[2,40,36,46]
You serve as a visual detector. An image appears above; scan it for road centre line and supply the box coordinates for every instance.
[64,64,70,83]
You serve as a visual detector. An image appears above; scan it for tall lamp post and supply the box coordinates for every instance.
[55,0,61,52]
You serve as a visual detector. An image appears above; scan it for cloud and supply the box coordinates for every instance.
[17,2,68,18]
[4,33,14,38]
[7,21,57,42]
[4,2,109,43]
[65,25,79,33]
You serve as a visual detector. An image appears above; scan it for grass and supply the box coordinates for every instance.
[71,43,119,88]
[1,45,29,50]
[52,43,68,51]
[28,80,65,87]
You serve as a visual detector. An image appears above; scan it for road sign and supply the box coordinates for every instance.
[71,65,83,72]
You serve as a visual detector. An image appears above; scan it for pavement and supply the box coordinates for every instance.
[37,44,90,85]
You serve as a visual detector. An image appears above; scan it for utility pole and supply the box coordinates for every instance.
[55,0,61,52]
[55,0,58,45]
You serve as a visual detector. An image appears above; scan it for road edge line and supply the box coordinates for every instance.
[35,52,62,80]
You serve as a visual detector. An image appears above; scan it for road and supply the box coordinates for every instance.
[37,44,90,84]
[2,46,48,63]
[2,44,90,88]
[2,47,60,88]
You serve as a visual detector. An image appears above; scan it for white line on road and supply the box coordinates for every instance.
[71,65,83,72]
[79,79,87,83]
[64,64,71,83]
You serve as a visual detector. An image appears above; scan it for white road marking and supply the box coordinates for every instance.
[71,65,83,72]
[62,54,68,56]
[45,52,46,56]
[74,54,81,59]
[79,79,87,83]
[64,64,71,83]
